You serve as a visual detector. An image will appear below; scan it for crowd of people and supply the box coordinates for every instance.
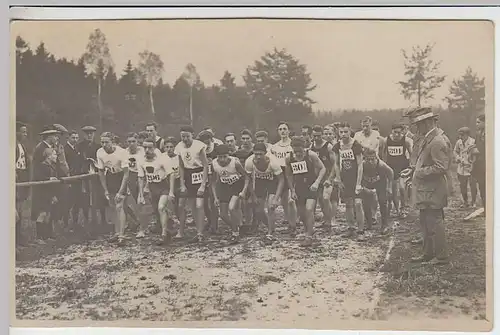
[15,107,486,264]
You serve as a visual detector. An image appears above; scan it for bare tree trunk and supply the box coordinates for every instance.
[97,77,103,130]
[417,80,421,107]
[189,85,194,127]
[149,85,156,116]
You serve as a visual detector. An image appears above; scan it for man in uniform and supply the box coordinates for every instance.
[401,107,451,265]
[78,125,108,230]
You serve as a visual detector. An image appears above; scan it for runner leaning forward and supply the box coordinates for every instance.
[332,123,366,242]
[245,143,284,242]
[270,121,298,234]
[211,144,250,244]
[137,138,176,245]
[310,125,338,231]
[96,132,130,244]
[360,148,394,235]
[285,136,326,247]
[175,126,210,243]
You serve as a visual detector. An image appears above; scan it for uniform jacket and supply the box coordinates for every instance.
[410,128,453,210]
[64,142,83,176]
[55,142,70,177]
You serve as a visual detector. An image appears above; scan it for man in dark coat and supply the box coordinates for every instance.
[15,122,30,245]
[401,107,451,265]
[31,125,60,223]
[77,125,108,228]
[63,130,84,228]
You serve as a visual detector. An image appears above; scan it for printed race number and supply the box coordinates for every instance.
[146,174,161,183]
[191,172,203,185]
[221,175,240,185]
[339,149,354,160]
[255,171,274,180]
[208,164,213,175]
[388,146,404,156]
[290,161,308,174]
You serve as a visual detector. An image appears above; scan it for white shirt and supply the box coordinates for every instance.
[138,155,173,183]
[174,140,207,169]
[96,146,128,174]
[354,130,381,153]
[126,146,145,173]
[164,153,180,179]
[16,143,26,170]
[245,154,282,180]
[271,139,293,167]
[212,156,242,185]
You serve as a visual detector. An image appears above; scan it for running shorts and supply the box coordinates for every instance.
[217,178,245,203]
[182,167,205,198]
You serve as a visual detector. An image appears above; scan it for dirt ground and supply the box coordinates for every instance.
[15,182,488,326]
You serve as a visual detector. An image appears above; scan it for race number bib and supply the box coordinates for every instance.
[388,146,403,156]
[191,172,203,185]
[104,162,118,175]
[339,149,354,171]
[255,171,274,180]
[16,153,26,170]
[208,164,213,175]
[221,175,240,185]
[290,161,308,174]
[146,173,161,183]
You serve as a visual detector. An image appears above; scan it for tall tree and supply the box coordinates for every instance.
[182,63,203,127]
[445,66,485,126]
[136,50,164,116]
[82,28,113,129]
[398,43,446,107]
[243,48,316,127]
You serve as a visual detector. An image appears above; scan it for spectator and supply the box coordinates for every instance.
[454,127,477,208]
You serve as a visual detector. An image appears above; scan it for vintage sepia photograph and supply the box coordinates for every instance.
[11,18,493,331]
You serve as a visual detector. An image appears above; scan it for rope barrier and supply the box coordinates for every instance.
[16,172,98,188]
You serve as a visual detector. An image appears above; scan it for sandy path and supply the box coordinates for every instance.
[16,225,389,321]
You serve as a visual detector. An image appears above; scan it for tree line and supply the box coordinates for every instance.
[15,29,486,148]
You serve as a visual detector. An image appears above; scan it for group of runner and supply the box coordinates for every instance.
[16,116,416,248]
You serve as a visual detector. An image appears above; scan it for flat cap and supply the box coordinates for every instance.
[405,106,437,124]
[81,125,97,132]
[458,126,470,134]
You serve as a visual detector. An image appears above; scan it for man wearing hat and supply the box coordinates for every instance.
[77,125,108,229]
[30,125,61,226]
[454,126,477,208]
[15,121,30,245]
[53,124,70,177]
[469,114,486,210]
[400,107,452,265]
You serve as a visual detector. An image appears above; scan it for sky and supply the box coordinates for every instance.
[11,20,494,111]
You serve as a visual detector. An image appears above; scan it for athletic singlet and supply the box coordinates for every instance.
[333,140,363,181]
[155,136,164,152]
[354,130,380,153]
[164,154,180,179]
[96,146,128,175]
[310,141,334,174]
[174,139,206,169]
[16,143,27,170]
[362,160,384,189]
[245,154,282,181]
[287,150,316,188]
[385,135,409,172]
[205,142,219,175]
[138,155,172,184]
[212,156,242,185]
[126,146,145,173]
[271,140,293,167]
